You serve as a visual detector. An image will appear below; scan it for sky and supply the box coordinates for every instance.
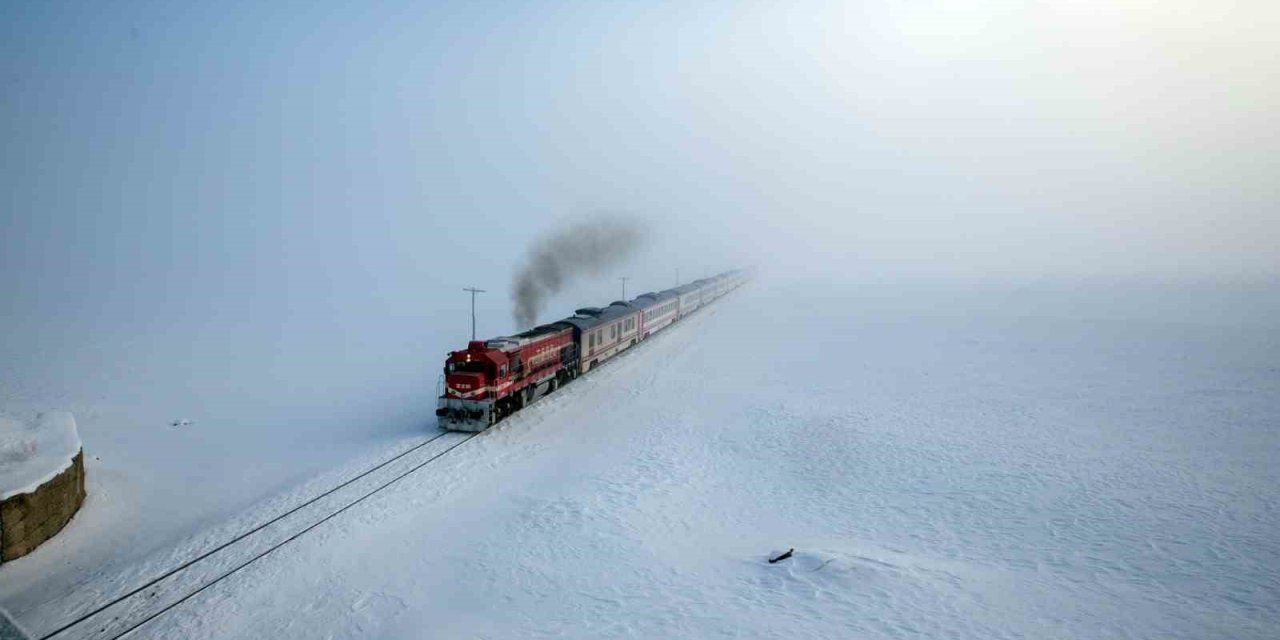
[2,1,1277,416]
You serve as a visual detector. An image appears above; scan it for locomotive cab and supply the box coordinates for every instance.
[437,341,508,429]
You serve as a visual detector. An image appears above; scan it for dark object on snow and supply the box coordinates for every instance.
[768,548,795,564]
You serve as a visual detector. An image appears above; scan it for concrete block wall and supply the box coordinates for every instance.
[1,450,86,562]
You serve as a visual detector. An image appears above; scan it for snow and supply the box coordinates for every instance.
[0,411,81,500]
[2,279,1279,639]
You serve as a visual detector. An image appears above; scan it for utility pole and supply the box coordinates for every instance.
[619,276,630,301]
[462,287,485,340]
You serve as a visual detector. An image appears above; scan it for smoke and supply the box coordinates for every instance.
[512,215,649,328]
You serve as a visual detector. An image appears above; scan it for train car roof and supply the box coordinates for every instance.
[559,315,603,332]
[596,301,639,322]
[631,290,676,308]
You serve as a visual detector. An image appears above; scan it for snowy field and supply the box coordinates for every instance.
[2,279,1278,639]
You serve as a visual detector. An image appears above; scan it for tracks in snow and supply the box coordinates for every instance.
[38,431,479,640]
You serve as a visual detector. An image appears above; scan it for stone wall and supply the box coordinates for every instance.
[1,450,85,562]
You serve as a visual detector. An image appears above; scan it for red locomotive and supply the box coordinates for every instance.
[437,324,578,429]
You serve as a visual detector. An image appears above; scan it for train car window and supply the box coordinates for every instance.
[499,364,508,376]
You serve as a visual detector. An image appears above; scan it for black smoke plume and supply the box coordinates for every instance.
[512,215,648,328]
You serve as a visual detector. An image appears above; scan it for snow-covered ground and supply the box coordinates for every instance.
[3,279,1278,638]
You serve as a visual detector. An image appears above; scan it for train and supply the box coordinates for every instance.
[436,269,749,431]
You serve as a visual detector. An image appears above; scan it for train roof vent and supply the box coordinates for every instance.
[575,307,603,316]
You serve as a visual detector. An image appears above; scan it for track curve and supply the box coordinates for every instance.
[40,431,479,640]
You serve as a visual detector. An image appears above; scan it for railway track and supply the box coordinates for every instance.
[38,430,480,640]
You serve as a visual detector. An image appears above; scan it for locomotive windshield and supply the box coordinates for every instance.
[447,361,488,374]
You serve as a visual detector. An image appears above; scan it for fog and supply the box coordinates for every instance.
[2,1,1277,441]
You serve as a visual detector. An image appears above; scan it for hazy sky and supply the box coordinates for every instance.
[3,0,1277,354]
